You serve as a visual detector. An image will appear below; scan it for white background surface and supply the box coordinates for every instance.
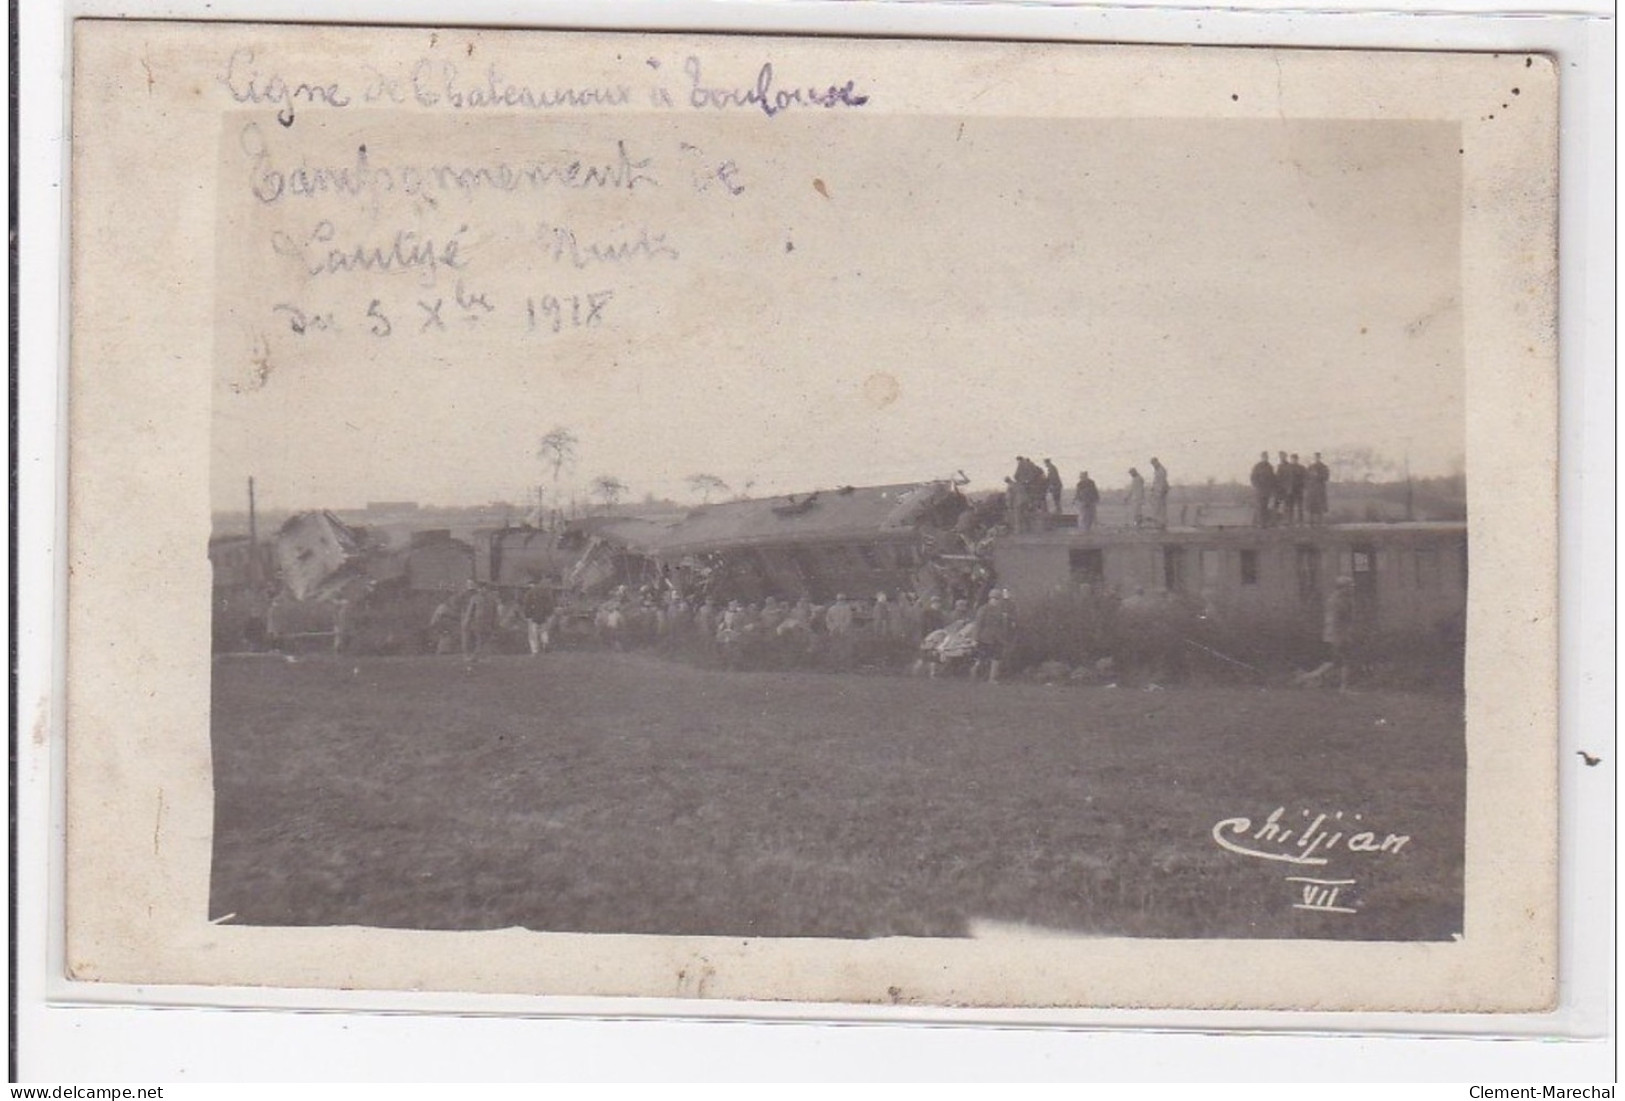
[14,0,1616,1082]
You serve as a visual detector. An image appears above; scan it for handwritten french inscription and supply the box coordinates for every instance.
[220,48,869,126]
[216,44,869,390]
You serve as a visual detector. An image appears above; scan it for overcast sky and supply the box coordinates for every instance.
[213,112,1462,512]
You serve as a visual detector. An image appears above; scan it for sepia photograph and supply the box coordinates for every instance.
[208,107,1468,942]
[65,21,1559,1008]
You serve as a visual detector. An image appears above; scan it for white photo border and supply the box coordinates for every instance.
[15,0,1615,1081]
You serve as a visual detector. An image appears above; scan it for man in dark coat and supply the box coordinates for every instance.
[1043,458,1064,513]
[1286,453,1308,525]
[1250,452,1277,527]
[1274,451,1293,520]
[1306,452,1331,525]
[1149,457,1170,529]
[1074,471,1100,532]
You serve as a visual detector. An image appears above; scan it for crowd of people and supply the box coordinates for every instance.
[1249,450,1331,528]
[1003,456,1170,534]
[1005,451,1338,534]
[425,578,1027,683]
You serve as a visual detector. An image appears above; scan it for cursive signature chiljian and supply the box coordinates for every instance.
[1211,807,1410,866]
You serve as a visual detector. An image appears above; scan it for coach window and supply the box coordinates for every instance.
[1162,545,1186,592]
[1069,548,1104,585]
[1199,548,1222,587]
[1239,548,1259,585]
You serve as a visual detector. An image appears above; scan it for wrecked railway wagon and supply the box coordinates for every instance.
[570,482,982,603]
[469,520,623,589]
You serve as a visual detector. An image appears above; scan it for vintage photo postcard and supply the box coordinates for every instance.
[64,20,1557,1010]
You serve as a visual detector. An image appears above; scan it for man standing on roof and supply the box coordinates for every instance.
[1125,467,1147,528]
[1016,456,1046,518]
[1044,459,1064,514]
[1250,452,1277,528]
[1274,451,1293,522]
[1149,458,1170,529]
[1074,471,1100,532]
[1286,453,1308,525]
[1306,452,1331,525]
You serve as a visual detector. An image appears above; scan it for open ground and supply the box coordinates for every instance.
[210,652,1463,940]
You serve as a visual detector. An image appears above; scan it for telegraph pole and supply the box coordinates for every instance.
[247,476,261,582]
[1402,439,1414,522]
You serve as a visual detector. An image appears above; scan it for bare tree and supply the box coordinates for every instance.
[1326,447,1401,483]
[536,427,579,498]
[590,475,628,510]
[686,473,729,504]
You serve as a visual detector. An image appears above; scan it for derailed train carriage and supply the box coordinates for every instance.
[215,512,484,652]
[563,481,984,605]
[992,521,1468,674]
[217,489,1467,674]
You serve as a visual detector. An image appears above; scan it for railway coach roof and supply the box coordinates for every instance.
[999,521,1467,548]
[587,481,961,556]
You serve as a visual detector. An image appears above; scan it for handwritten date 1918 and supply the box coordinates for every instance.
[527,291,615,334]
[266,286,614,340]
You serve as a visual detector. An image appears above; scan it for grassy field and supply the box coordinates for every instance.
[210,651,1463,940]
